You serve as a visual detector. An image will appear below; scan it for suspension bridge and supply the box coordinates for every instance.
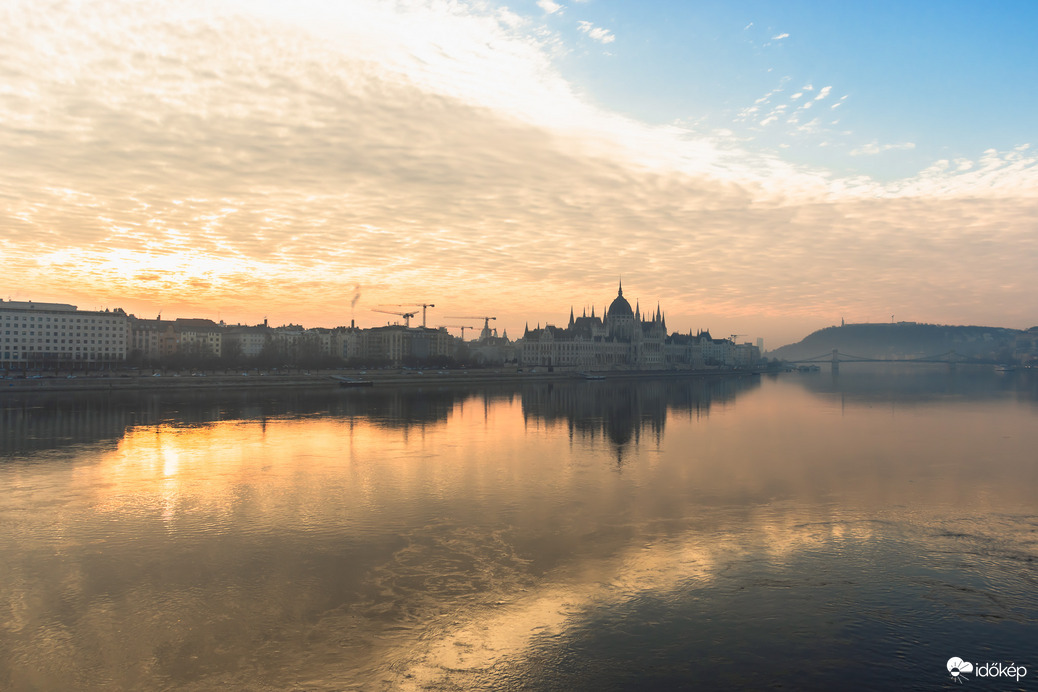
[786,349,989,368]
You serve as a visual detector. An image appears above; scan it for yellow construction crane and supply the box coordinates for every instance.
[372,308,417,327]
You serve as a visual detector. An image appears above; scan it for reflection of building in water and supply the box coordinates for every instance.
[0,387,524,456]
[523,382,665,450]
[0,395,133,456]
[334,388,473,429]
[518,283,761,370]
[520,376,759,462]
[0,379,763,459]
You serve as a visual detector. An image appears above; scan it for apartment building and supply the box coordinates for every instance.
[0,300,128,368]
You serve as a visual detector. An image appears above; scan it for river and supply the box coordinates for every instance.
[1,366,1035,690]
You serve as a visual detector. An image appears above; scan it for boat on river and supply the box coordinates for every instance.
[332,376,374,387]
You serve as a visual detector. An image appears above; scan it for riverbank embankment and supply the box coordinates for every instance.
[0,367,756,394]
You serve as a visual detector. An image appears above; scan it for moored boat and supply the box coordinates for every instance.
[332,376,374,387]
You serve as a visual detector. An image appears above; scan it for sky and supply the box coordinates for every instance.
[2,0,1037,347]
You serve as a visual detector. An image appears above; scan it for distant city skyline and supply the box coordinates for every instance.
[3,0,1036,347]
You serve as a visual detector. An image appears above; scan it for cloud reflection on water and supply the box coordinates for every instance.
[0,372,1036,689]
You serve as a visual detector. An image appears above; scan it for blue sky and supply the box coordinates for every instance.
[2,0,1037,346]
[531,0,1038,179]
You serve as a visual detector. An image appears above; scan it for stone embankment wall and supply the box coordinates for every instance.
[0,367,741,393]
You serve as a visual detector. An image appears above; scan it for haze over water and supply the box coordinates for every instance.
[1,366,1036,690]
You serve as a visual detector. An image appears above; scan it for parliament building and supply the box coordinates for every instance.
[518,282,749,371]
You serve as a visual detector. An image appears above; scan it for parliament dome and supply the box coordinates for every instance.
[607,283,633,318]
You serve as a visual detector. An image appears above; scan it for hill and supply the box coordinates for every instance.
[769,322,1024,362]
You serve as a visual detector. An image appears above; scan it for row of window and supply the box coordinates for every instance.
[0,315,123,325]
[5,331,123,336]
[4,335,123,342]
[6,345,119,351]
[1,354,121,361]
[2,327,122,331]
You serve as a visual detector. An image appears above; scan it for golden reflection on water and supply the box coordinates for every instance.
[384,510,889,691]
[81,381,1034,532]
[1,372,1036,690]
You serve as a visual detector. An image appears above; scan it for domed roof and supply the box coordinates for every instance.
[607,282,633,318]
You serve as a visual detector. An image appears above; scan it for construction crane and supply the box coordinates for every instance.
[729,333,745,343]
[440,325,479,340]
[445,315,496,331]
[383,303,435,327]
[445,315,497,341]
[416,303,435,328]
[372,308,417,327]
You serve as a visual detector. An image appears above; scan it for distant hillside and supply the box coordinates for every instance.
[770,322,1023,362]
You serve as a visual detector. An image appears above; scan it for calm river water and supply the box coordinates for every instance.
[1,366,1036,691]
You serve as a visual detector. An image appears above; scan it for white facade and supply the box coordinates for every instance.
[1,300,128,367]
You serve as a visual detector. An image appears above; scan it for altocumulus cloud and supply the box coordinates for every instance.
[577,20,616,45]
[1,0,1036,343]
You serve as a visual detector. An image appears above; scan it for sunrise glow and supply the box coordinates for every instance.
[3,0,1036,345]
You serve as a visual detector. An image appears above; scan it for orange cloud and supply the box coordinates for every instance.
[2,0,1035,345]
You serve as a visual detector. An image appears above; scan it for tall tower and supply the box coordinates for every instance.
[606,281,634,340]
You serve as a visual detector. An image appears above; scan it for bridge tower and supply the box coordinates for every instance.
[832,348,840,373]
